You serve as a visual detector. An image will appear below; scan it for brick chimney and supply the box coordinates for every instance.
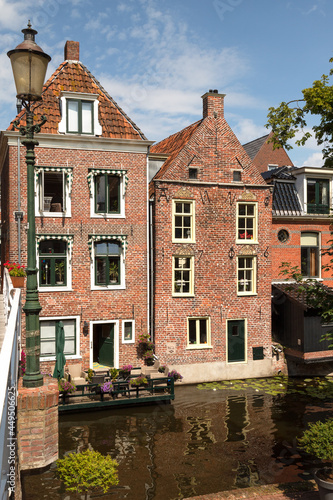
[64,41,80,61]
[202,89,226,119]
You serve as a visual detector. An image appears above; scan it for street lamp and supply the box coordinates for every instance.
[7,22,51,388]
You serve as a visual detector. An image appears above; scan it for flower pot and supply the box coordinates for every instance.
[11,276,25,288]
[314,469,333,500]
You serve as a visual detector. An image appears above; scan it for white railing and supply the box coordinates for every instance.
[0,269,21,499]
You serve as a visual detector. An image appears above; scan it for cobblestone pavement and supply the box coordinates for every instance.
[184,481,319,500]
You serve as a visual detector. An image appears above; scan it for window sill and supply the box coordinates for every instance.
[236,240,258,245]
[186,345,212,350]
[39,287,73,292]
[37,212,71,218]
[237,292,257,297]
[40,355,81,362]
[122,340,135,344]
[92,285,126,291]
[172,239,195,244]
[172,293,195,298]
[91,214,125,219]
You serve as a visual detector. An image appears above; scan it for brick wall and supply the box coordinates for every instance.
[3,141,148,372]
[271,219,333,286]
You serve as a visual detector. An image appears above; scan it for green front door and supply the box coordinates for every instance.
[227,320,245,363]
[97,323,114,367]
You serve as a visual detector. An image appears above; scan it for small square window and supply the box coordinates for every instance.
[67,99,94,134]
[187,317,211,348]
[189,168,198,179]
[233,171,241,182]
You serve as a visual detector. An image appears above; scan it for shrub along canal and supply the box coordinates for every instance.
[22,376,333,499]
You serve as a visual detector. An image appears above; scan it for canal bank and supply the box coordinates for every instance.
[185,480,319,499]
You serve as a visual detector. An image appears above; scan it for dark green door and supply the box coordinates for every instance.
[227,320,245,362]
[97,323,114,366]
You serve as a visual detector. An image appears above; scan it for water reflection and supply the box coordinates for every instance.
[225,396,249,442]
[22,380,333,500]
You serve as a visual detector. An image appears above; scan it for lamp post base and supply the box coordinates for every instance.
[23,373,43,388]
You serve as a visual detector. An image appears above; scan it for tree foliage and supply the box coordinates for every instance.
[56,449,119,498]
[298,418,333,477]
[266,57,333,167]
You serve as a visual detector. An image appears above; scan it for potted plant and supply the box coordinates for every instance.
[58,378,76,403]
[298,418,333,499]
[4,261,26,288]
[119,364,132,380]
[99,381,113,401]
[167,370,183,382]
[143,350,155,366]
[55,260,65,284]
[109,262,119,283]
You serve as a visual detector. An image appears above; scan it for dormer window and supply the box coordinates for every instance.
[67,99,93,134]
[59,92,102,136]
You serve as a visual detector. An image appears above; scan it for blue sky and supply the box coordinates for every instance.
[0,0,332,167]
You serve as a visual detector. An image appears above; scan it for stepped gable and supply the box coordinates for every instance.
[151,91,265,186]
[7,59,146,140]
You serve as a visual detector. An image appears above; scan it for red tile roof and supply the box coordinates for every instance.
[150,120,202,180]
[7,61,146,140]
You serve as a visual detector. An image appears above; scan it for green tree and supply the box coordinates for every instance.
[56,449,119,499]
[266,57,333,167]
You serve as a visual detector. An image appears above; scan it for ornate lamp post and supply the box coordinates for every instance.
[7,22,51,388]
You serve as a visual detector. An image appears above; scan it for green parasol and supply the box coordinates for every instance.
[53,321,66,379]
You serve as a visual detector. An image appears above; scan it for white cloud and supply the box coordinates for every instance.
[0,0,29,30]
[301,152,324,167]
[232,118,267,144]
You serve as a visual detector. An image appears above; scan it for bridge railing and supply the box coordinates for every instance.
[0,269,22,499]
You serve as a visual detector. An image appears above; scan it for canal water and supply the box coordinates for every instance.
[22,377,333,499]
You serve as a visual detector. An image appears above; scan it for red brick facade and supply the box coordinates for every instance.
[1,43,152,374]
[150,92,274,382]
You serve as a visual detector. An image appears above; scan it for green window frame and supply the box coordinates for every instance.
[187,317,210,347]
[39,239,67,287]
[95,240,121,286]
[66,99,94,134]
[94,174,120,214]
[307,178,329,214]
[40,319,76,358]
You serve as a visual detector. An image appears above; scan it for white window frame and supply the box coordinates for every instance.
[172,255,194,297]
[58,91,102,136]
[236,202,258,244]
[300,231,321,278]
[91,239,126,291]
[89,171,126,219]
[40,315,80,362]
[172,200,195,243]
[122,320,135,344]
[35,167,72,218]
[237,256,257,296]
[89,320,119,369]
[37,236,73,292]
[186,317,211,349]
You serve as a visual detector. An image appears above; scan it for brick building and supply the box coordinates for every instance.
[149,90,274,383]
[0,41,152,373]
[243,132,293,174]
[263,165,333,370]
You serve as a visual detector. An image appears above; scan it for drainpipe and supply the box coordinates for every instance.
[149,199,154,342]
[146,148,151,339]
[17,136,22,264]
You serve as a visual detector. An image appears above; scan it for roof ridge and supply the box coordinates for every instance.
[242,133,269,147]
[79,63,147,141]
